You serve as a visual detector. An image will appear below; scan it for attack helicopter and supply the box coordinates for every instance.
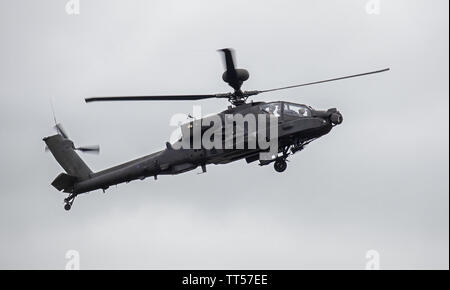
[43,48,389,210]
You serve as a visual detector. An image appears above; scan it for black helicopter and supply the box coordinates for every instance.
[43,48,389,210]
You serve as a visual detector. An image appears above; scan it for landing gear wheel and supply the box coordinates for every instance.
[274,159,287,173]
[63,194,76,211]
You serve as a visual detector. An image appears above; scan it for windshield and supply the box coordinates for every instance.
[283,103,311,117]
[260,102,282,117]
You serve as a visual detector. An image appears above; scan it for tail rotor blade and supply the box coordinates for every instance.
[75,145,100,154]
[54,123,69,139]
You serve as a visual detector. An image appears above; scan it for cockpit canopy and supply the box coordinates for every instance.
[260,102,282,117]
[260,102,312,118]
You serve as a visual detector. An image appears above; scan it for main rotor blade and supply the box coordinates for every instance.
[257,68,390,94]
[219,48,237,74]
[85,94,230,103]
[218,48,242,92]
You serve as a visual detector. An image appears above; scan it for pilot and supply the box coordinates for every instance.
[273,104,281,117]
[298,107,307,117]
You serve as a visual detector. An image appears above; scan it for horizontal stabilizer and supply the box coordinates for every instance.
[51,173,77,192]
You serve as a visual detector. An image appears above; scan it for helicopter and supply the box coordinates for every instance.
[43,48,389,210]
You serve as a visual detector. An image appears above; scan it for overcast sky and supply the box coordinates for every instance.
[0,0,448,269]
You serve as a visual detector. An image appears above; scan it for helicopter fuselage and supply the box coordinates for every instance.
[61,101,342,195]
[43,47,389,210]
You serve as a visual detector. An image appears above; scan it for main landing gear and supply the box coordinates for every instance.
[271,140,312,173]
[273,145,290,173]
[259,139,316,173]
[274,158,287,173]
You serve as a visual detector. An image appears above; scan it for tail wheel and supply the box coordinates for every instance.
[64,194,76,211]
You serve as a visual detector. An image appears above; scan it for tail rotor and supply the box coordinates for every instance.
[46,124,100,154]
[46,101,100,154]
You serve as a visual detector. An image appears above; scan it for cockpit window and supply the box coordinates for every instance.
[283,103,311,117]
[260,102,282,117]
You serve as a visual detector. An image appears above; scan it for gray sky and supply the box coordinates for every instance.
[0,0,448,269]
